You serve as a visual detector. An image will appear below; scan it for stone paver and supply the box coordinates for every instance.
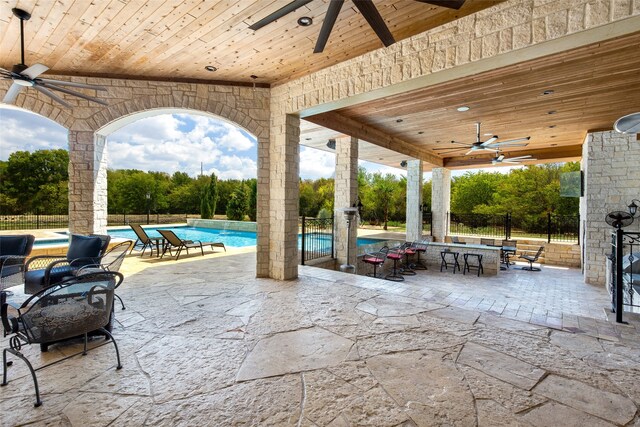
[1,251,638,426]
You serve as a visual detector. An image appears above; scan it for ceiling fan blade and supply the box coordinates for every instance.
[464,149,475,156]
[38,78,107,91]
[0,67,13,77]
[34,85,71,108]
[41,83,108,106]
[314,0,344,53]
[505,155,533,161]
[415,0,466,10]
[497,154,505,162]
[494,136,531,145]
[480,136,498,146]
[353,0,395,47]
[502,160,524,164]
[249,0,314,31]
[3,83,23,103]
[21,63,49,79]
[487,141,529,148]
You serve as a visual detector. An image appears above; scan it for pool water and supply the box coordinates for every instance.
[105,226,384,249]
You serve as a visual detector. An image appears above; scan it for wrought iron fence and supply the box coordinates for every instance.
[0,210,193,230]
[449,212,579,243]
[609,230,640,323]
[0,209,68,230]
[300,216,334,265]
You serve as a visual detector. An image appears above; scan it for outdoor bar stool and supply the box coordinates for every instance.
[362,246,389,278]
[440,250,461,273]
[412,241,428,270]
[399,243,416,276]
[463,253,484,277]
[385,247,405,282]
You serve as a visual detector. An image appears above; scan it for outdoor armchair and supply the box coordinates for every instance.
[158,229,225,260]
[519,246,544,271]
[1,271,123,407]
[362,245,389,278]
[23,234,110,295]
[0,234,35,292]
[76,240,133,310]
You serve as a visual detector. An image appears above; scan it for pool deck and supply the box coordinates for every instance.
[1,249,639,426]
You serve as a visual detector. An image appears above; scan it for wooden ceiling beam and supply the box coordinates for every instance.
[305,111,444,167]
[443,145,583,169]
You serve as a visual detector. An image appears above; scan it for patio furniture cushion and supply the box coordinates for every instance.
[24,266,75,295]
[66,235,103,267]
[0,235,35,256]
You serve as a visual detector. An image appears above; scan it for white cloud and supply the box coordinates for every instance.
[0,106,67,158]
[300,146,335,179]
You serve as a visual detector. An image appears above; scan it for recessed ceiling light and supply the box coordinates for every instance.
[305,137,311,141]
[456,106,470,112]
[396,119,403,123]
[549,125,556,128]
[551,135,556,138]
[417,131,424,135]
[551,144,557,146]
[543,89,554,95]
[204,65,217,72]
[297,16,313,26]
[548,110,557,115]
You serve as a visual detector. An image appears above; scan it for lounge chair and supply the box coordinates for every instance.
[129,224,164,257]
[0,234,35,293]
[157,229,225,260]
[23,234,110,294]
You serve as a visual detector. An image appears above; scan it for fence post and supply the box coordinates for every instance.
[547,212,552,243]
[36,209,40,229]
[301,216,306,265]
[615,228,624,323]
[330,215,335,259]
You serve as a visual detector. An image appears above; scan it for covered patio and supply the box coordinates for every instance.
[1,252,638,425]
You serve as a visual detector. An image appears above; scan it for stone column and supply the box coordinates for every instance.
[406,160,423,242]
[582,130,640,285]
[268,113,300,280]
[68,130,107,235]
[256,134,270,278]
[334,136,359,267]
[431,167,451,242]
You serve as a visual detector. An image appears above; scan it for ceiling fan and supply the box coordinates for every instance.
[1,8,108,108]
[435,122,530,156]
[491,153,536,165]
[249,0,466,53]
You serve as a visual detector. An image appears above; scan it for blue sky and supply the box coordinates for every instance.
[0,106,410,179]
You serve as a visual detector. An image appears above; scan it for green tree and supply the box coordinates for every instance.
[451,171,505,214]
[247,179,257,221]
[200,185,213,218]
[226,185,248,221]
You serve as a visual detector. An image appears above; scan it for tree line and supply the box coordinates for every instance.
[0,149,579,227]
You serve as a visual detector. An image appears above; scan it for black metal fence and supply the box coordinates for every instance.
[300,216,334,265]
[609,230,640,323]
[0,211,193,230]
[449,212,580,243]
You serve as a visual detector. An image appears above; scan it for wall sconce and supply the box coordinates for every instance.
[353,198,364,215]
[400,160,407,167]
[326,139,336,150]
[629,199,640,217]
[419,203,428,212]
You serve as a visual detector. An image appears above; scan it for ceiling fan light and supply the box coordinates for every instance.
[14,79,34,87]
[456,106,470,112]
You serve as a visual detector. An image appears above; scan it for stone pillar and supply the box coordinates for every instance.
[268,113,300,280]
[256,134,270,278]
[334,136,359,267]
[68,130,107,235]
[406,160,423,242]
[431,167,451,243]
[582,130,640,285]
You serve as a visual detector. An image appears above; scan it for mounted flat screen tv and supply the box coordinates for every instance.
[560,171,583,197]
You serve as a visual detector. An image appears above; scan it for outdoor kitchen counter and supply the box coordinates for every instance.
[424,242,501,275]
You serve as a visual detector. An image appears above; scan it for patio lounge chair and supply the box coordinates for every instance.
[1,271,123,407]
[0,235,35,292]
[129,224,164,257]
[158,229,226,260]
[519,246,544,271]
[23,234,110,295]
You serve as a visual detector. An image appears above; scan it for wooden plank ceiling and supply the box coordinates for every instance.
[0,0,500,85]
[303,31,640,169]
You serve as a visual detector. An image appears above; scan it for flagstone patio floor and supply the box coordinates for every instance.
[1,251,638,426]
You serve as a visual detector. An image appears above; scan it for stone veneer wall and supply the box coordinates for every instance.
[582,131,640,285]
[334,137,359,266]
[431,168,451,242]
[406,160,424,242]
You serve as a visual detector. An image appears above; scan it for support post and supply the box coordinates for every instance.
[406,160,423,242]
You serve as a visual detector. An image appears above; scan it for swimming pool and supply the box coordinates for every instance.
[106,226,384,249]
